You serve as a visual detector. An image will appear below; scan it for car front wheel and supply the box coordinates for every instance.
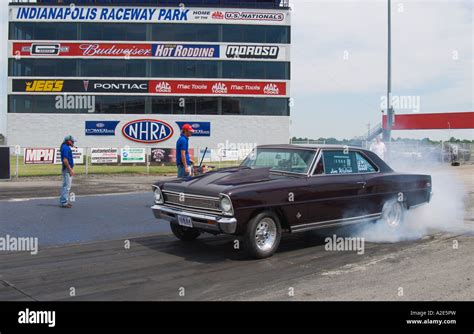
[243,211,282,259]
[170,222,200,241]
[380,199,406,228]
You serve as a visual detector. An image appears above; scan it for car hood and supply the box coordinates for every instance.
[161,166,293,197]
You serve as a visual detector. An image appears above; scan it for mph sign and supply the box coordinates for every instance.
[122,119,174,144]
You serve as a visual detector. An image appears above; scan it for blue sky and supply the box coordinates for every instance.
[1,0,473,141]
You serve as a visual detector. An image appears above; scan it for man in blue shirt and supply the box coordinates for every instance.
[176,124,195,178]
[59,135,76,208]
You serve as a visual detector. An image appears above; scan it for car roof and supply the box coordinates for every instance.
[256,144,367,151]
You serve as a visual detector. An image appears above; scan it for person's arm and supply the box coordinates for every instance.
[181,150,190,175]
[63,158,75,176]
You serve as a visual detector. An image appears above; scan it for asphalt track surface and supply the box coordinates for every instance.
[0,168,473,301]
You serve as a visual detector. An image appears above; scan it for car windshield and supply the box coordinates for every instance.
[240,148,316,174]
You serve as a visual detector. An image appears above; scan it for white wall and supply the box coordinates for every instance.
[7,113,290,150]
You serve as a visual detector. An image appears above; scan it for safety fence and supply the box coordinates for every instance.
[3,145,251,178]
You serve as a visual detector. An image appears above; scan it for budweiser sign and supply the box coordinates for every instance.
[12,42,153,57]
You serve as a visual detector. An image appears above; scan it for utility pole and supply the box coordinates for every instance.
[384,0,394,143]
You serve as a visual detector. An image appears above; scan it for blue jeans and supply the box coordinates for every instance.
[60,169,72,205]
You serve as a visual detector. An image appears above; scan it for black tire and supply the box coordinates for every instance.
[243,211,282,259]
[170,222,200,241]
[379,199,406,228]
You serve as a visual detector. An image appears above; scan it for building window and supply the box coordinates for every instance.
[9,96,290,116]
[9,59,290,80]
[10,22,290,44]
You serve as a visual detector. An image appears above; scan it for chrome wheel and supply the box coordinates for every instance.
[255,218,277,251]
[381,200,404,227]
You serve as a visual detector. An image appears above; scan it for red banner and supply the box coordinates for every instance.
[382,112,474,130]
[12,42,152,57]
[149,80,286,96]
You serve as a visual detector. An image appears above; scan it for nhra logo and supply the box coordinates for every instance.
[211,11,224,19]
[26,80,64,92]
[122,119,174,144]
[263,83,280,95]
[212,82,228,94]
[226,45,279,59]
[155,82,172,93]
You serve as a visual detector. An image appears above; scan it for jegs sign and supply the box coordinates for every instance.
[122,119,174,144]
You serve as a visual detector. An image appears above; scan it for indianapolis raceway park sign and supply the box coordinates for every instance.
[9,6,290,25]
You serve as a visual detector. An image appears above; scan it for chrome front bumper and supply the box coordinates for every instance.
[151,204,238,234]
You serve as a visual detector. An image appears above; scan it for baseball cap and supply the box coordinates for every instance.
[181,124,194,133]
[64,135,76,143]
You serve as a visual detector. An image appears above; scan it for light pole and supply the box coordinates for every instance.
[384,0,394,143]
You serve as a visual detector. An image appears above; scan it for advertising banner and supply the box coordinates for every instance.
[54,147,84,165]
[11,42,289,61]
[24,148,56,164]
[175,122,211,137]
[121,147,146,163]
[85,121,120,136]
[91,148,119,164]
[150,148,195,164]
[149,80,287,96]
[10,6,290,26]
[11,79,288,97]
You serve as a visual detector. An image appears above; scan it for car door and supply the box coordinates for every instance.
[356,151,393,215]
[305,149,367,224]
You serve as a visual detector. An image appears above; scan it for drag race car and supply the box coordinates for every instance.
[151,145,433,259]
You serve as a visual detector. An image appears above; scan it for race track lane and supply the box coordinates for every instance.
[0,231,472,301]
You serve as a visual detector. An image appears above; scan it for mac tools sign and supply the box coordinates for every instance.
[122,119,174,144]
[176,122,211,137]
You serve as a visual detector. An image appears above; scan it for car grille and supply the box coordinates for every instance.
[163,191,221,214]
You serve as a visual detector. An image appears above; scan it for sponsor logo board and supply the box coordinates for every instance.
[12,79,287,96]
[91,148,119,164]
[152,44,219,58]
[176,122,211,137]
[85,121,120,136]
[150,148,195,164]
[122,119,174,144]
[149,80,287,96]
[11,6,289,25]
[121,147,146,163]
[12,79,149,93]
[24,148,56,164]
[12,42,287,60]
[54,147,84,165]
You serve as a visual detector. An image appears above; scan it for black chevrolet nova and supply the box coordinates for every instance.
[151,144,432,259]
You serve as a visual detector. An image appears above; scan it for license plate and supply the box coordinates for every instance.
[177,215,193,227]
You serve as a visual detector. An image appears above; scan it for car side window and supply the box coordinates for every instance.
[322,151,355,174]
[355,152,377,173]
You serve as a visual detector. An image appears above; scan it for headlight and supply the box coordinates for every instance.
[220,195,233,216]
[154,187,164,204]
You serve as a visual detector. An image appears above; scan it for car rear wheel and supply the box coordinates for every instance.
[243,211,282,259]
[380,199,406,228]
[170,222,200,241]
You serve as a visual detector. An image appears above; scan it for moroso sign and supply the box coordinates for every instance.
[122,119,174,144]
